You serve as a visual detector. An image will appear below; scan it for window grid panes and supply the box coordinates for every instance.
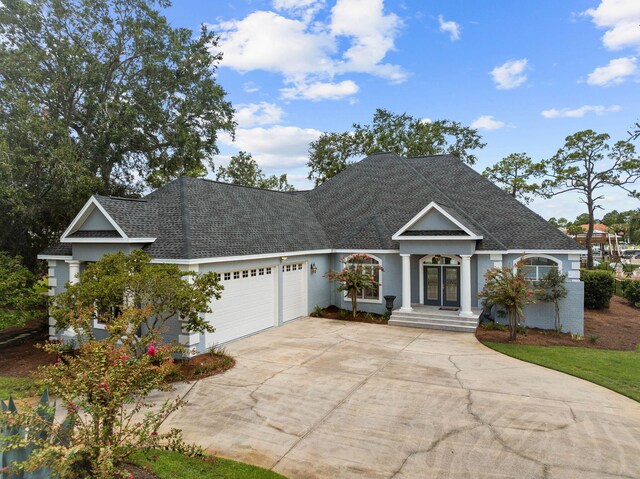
[345,257,381,300]
[521,257,559,281]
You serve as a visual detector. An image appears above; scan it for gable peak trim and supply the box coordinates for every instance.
[60,196,127,241]
[391,201,482,241]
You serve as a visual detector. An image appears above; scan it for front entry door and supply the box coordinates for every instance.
[423,265,461,307]
[442,266,460,307]
[424,266,441,306]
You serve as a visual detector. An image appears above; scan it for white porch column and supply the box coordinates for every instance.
[459,254,474,318]
[399,254,413,312]
[66,260,81,285]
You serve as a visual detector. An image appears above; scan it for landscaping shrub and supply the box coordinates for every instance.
[621,280,640,307]
[580,269,615,309]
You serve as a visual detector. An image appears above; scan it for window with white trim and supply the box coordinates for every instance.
[345,255,381,301]
[520,256,560,281]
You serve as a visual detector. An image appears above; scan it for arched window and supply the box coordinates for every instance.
[344,254,382,301]
[518,255,561,281]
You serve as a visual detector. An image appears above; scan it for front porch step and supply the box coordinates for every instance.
[388,317,478,332]
[389,309,480,333]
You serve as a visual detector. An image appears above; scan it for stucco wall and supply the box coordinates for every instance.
[79,209,115,231]
[478,252,585,334]
[399,240,476,256]
[332,253,402,314]
[410,210,458,230]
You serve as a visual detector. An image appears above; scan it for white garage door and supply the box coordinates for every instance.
[207,266,277,346]
[282,262,307,322]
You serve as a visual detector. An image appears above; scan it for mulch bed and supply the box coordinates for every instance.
[316,305,389,324]
[0,338,235,382]
[476,296,640,351]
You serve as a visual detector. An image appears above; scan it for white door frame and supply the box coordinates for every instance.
[418,254,461,305]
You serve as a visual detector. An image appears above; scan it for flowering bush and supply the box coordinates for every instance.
[478,263,535,341]
[0,307,200,479]
[324,254,383,318]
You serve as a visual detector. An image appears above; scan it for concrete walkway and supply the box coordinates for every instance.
[161,318,640,478]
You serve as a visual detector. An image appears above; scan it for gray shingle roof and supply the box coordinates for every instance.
[68,230,122,238]
[40,242,72,256]
[44,153,582,259]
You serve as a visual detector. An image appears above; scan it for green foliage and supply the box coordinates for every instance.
[548,217,569,228]
[0,0,234,266]
[131,449,288,479]
[325,254,384,318]
[478,264,535,341]
[480,321,508,332]
[51,250,222,342]
[536,268,568,333]
[589,335,599,344]
[541,130,640,268]
[311,305,325,318]
[580,269,615,309]
[621,280,640,307]
[364,312,374,322]
[0,252,47,330]
[573,213,591,225]
[1,309,197,479]
[215,151,294,191]
[484,342,640,403]
[629,210,640,244]
[482,153,544,204]
[566,224,584,236]
[307,108,486,185]
[0,376,39,400]
[516,324,527,335]
[381,310,391,321]
[338,309,350,320]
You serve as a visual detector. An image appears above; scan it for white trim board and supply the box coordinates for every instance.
[37,255,73,261]
[391,201,482,241]
[60,196,127,240]
[476,249,588,255]
[61,237,157,244]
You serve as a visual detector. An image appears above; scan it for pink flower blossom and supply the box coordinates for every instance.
[147,343,156,357]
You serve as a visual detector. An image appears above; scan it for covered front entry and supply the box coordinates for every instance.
[424,264,460,308]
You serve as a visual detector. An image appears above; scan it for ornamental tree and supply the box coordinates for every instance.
[535,268,568,334]
[51,249,222,345]
[478,263,535,341]
[482,152,544,204]
[324,254,383,318]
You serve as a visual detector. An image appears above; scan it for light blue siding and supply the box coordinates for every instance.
[78,209,115,231]
[399,240,476,255]
[409,209,460,231]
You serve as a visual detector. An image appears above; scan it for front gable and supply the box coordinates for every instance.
[392,202,483,241]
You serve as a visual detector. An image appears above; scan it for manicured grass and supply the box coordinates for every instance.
[132,450,287,479]
[0,376,38,400]
[484,342,640,402]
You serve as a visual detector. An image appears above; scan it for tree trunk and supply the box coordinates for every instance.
[554,300,561,333]
[351,293,357,319]
[508,310,517,341]
[586,202,595,269]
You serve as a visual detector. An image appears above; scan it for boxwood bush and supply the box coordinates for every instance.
[580,269,615,309]
[621,280,640,307]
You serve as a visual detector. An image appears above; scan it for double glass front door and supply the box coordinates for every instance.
[424,266,460,307]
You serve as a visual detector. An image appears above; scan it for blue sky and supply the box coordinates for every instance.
[163,0,640,221]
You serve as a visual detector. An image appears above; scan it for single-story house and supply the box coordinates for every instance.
[39,153,586,352]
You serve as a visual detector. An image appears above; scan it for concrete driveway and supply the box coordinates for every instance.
[161,318,640,478]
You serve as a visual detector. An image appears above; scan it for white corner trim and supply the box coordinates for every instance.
[60,237,156,244]
[60,196,127,240]
[391,201,480,241]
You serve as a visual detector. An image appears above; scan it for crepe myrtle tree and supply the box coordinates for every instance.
[325,254,383,319]
[51,249,222,347]
[478,262,535,341]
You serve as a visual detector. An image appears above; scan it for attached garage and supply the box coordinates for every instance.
[282,262,308,322]
[207,265,277,346]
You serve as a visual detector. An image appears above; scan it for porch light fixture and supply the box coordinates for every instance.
[281,256,288,261]
[310,263,318,274]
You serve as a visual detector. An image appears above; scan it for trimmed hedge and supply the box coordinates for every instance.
[580,269,615,309]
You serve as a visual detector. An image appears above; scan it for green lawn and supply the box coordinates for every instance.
[132,450,287,479]
[484,342,640,402]
[0,376,38,400]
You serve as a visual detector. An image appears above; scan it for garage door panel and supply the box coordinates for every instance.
[283,262,307,322]
[206,267,276,346]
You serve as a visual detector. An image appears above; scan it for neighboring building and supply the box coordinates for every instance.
[40,153,586,352]
[565,224,622,261]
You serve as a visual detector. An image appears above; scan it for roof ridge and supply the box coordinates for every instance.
[399,157,508,250]
[95,194,147,202]
[179,176,299,195]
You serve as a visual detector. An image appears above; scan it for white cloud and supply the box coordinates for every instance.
[470,115,506,131]
[219,125,322,168]
[213,0,406,101]
[235,102,285,127]
[280,80,359,100]
[584,0,640,50]
[541,104,621,119]
[243,82,260,93]
[586,56,637,86]
[490,59,528,90]
[438,15,461,41]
